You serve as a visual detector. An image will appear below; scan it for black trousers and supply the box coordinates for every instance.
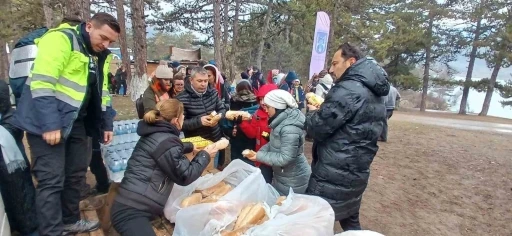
[339,213,362,231]
[90,140,110,192]
[111,201,156,236]
[259,164,273,184]
[380,109,394,141]
[27,122,91,236]
[116,80,127,95]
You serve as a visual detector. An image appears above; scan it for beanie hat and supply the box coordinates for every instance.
[264,89,298,109]
[237,79,251,87]
[320,74,333,86]
[285,71,298,83]
[241,72,250,80]
[208,60,216,66]
[155,65,174,79]
[171,61,180,68]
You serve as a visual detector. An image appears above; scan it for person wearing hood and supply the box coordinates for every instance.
[10,13,118,235]
[112,99,216,236]
[279,71,297,92]
[273,73,285,85]
[265,69,279,84]
[246,89,311,195]
[315,72,333,99]
[249,66,266,92]
[306,43,390,231]
[176,67,227,169]
[204,64,230,110]
[224,80,258,165]
[142,65,173,113]
[0,80,39,236]
[238,84,278,183]
[291,79,306,110]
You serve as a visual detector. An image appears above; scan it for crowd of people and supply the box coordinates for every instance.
[0,11,403,236]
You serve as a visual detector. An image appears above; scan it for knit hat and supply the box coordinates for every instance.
[320,74,333,86]
[285,71,298,83]
[264,89,298,109]
[155,65,174,79]
[171,61,180,68]
[237,79,251,87]
[293,79,300,83]
[241,71,250,80]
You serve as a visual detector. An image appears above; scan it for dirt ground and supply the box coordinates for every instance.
[88,97,511,235]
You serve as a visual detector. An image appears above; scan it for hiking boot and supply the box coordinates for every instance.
[62,220,100,235]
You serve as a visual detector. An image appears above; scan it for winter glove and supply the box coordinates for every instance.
[234,115,244,125]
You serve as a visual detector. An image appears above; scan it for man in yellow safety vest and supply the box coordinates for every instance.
[11,13,119,236]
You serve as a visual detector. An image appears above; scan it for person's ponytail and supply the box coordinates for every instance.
[143,110,160,124]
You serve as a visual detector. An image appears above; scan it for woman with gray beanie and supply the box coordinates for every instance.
[246,89,311,195]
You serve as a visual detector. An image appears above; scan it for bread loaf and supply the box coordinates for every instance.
[210,111,218,117]
[220,226,251,236]
[180,193,202,208]
[306,92,324,106]
[213,138,230,150]
[233,203,266,230]
[197,181,227,198]
[276,196,287,206]
[225,111,252,120]
[242,149,256,158]
[201,184,233,203]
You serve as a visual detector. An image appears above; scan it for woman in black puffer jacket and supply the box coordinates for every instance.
[111,99,218,236]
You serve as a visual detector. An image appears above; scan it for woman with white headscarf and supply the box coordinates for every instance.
[246,89,311,195]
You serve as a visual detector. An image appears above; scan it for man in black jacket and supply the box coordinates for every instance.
[177,67,227,169]
[306,43,390,231]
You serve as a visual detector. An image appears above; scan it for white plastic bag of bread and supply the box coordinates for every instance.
[243,188,336,236]
[173,189,335,236]
[164,159,280,223]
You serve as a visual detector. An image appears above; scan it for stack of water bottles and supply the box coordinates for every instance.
[102,119,140,182]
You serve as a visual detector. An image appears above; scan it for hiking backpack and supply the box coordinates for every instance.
[8,26,82,105]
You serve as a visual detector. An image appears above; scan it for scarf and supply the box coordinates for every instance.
[232,90,257,102]
[0,124,27,174]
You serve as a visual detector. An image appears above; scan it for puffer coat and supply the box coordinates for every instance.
[116,121,210,215]
[176,82,226,141]
[256,108,311,195]
[305,57,390,220]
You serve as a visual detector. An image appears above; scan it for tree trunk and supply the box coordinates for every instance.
[256,0,273,70]
[479,55,503,116]
[420,11,434,112]
[0,39,8,82]
[83,0,91,21]
[327,1,338,65]
[459,17,483,114]
[64,0,84,21]
[131,0,147,78]
[222,0,229,75]
[116,0,132,83]
[42,0,54,28]
[213,0,223,71]
[229,0,241,82]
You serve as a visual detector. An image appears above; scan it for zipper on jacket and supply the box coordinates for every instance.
[158,177,168,193]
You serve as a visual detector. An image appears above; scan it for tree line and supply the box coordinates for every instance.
[0,0,510,116]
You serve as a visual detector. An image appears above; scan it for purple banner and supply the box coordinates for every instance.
[309,11,330,79]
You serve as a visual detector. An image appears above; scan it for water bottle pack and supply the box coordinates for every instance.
[102,119,140,173]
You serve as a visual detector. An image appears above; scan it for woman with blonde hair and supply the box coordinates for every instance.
[112,99,218,236]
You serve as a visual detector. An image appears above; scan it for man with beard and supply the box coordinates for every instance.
[305,43,390,231]
[142,65,173,113]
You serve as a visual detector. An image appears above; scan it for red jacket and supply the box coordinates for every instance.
[238,84,277,167]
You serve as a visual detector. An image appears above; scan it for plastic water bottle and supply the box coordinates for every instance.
[109,150,121,172]
[131,121,138,133]
[125,122,132,134]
